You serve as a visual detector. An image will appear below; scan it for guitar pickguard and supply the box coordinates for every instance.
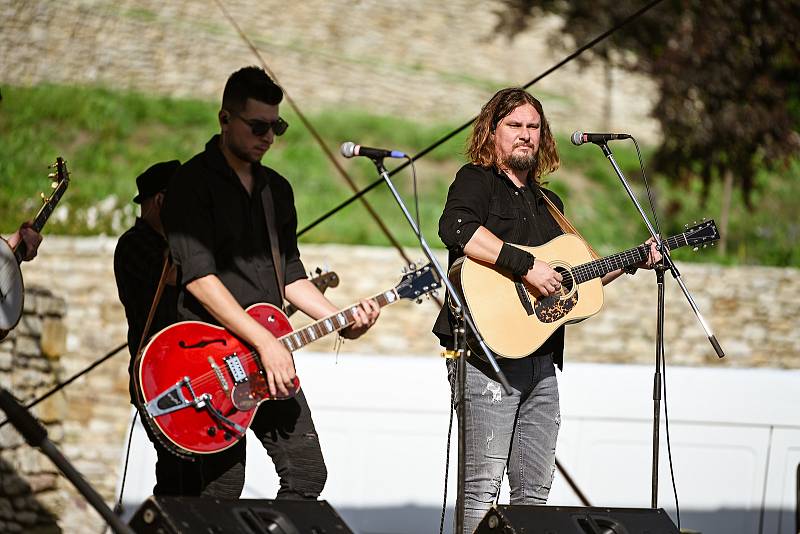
[534,288,579,323]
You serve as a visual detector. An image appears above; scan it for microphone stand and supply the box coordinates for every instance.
[0,387,134,534]
[369,157,512,534]
[594,141,725,509]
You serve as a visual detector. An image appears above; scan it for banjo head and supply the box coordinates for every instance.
[0,238,24,332]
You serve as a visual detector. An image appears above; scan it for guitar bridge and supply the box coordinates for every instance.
[144,376,206,417]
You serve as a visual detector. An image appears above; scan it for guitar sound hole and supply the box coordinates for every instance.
[555,266,574,291]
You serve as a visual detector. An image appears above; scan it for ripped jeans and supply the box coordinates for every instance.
[449,353,560,534]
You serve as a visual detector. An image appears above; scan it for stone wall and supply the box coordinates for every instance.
[0,288,67,533]
[0,0,660,140]
[5,237,800,531]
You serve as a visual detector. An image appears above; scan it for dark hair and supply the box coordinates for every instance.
[222,66,283,112]
[467,87,559,182]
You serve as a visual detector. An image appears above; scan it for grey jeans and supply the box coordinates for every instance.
[449,354,561,534]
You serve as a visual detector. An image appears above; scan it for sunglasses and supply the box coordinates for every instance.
[232,113,289,136]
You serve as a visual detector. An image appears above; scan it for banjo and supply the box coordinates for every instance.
[0,157,70,339]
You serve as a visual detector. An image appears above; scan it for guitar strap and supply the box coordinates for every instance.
[260,176,286,307]
[541,190,601,261]
[132,249,172,406]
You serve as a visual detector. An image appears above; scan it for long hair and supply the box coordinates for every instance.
[467,88,560,182]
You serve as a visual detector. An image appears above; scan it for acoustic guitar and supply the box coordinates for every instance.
[448,220,719,359]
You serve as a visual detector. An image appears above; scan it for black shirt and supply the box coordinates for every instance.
[113,217,179,403]
[163,135,306,323]
[433,163,567,368]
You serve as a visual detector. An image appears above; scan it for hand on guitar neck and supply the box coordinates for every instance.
[6,222,43,262]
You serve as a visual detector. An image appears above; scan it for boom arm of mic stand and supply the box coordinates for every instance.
[597,142,724,358]
[371,158,513,395]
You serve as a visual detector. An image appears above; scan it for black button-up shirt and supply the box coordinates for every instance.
[163,135,306,323]
[114,217,178,403]
[433,163,567,368]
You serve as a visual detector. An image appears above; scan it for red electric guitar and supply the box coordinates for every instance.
[136,263,440,456]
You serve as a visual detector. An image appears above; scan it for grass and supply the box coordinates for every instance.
[0,83,797,267]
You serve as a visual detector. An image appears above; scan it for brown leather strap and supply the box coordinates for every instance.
[132,249,171,406]
[261,180,285,306]
[541,190,601,260]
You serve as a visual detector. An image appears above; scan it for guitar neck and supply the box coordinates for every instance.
[572,233,687,284]
[31,184,66,234]
[278,288,399,352]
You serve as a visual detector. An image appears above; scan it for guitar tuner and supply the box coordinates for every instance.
[40,192,49,203]
[51,182,59,189]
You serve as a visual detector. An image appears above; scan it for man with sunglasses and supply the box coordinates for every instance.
[162,66,380,498]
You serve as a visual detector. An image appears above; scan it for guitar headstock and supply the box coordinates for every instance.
[42,157,70,204]
[395,262,441,303]
[309,267,340,292]
[682,219,719,250]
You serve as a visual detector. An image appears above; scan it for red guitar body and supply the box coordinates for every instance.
[137,303,298,456]
[135,262,441,457]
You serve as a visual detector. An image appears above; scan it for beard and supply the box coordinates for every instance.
[502,149,537,172]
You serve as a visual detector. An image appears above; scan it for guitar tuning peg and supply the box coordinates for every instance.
[48,172,57,179]
[51,181,59,189]
[693,246,699,251]
[40,192,48,203]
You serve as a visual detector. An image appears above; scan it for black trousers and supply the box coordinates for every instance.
[140,389,327,499]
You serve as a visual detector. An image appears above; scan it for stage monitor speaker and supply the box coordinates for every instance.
[128,496,354,534]
[474,505,679,534]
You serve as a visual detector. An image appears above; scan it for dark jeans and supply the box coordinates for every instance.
[140,389,327,499]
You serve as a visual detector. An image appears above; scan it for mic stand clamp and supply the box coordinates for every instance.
[595,141,725,510]
[369,157,510,534]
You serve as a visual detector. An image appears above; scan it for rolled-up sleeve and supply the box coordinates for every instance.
[163,169,218,286]
[438,166,491,251]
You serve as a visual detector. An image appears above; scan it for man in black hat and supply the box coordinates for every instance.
[114,160,197,495]
[115,159,181,369]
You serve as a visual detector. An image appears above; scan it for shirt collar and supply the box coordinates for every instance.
[204,134,269,192]
[493,165,544,199]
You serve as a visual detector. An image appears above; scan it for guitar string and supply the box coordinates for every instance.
[166,290,404,393]
[560,235,681,287]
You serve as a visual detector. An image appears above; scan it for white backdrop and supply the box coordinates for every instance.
[117,352,800,534]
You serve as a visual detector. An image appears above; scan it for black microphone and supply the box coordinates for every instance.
[571,131,631,146]
[340,142,406,160]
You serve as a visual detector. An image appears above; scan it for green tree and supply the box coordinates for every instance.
[497,0,800,253]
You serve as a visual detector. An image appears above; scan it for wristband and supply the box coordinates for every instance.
[496,243,535,277]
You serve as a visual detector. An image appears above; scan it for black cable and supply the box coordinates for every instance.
[661,343,681,530]
[439,362,457,534]
[101,409,138,534]
[297,0,666,238]
[0,342,128,429]
[632,138,679,528]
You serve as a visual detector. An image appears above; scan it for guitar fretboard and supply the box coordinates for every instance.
[571,233,687,284]
[279,289,399,352]
[32,182,67,234]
